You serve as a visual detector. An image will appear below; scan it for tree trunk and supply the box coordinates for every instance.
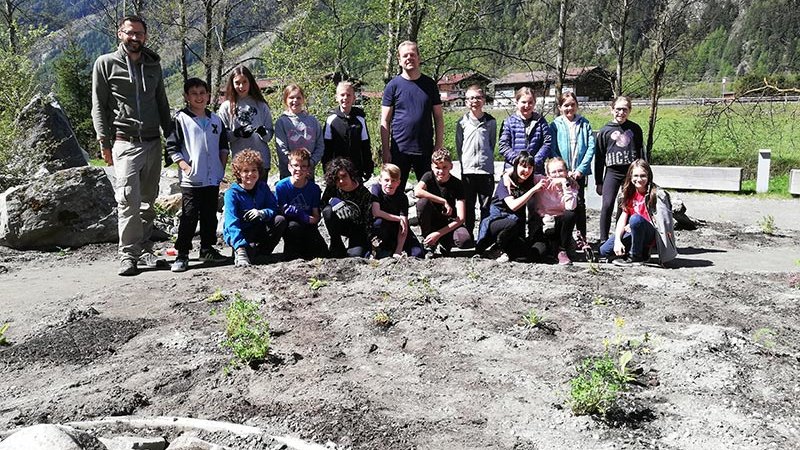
[179,0,189,82]
[554,0,568,114]
[203,0,214,90]
[383,0,399,83]
[646,61,666,162]
[4,0,17,54]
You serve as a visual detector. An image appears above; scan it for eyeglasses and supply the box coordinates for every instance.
[120,30,146,38]
[290,163,309,170]
[614,107,629,112]
[466,96,484,101]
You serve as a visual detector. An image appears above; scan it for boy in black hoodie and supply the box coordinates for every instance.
[322,81,375,181]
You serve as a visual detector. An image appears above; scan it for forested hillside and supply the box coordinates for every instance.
[0,0,797,184]
[4,0,798,91]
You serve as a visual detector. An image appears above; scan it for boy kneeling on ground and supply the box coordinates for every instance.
[222,150,287,267]
[414,149,473,256]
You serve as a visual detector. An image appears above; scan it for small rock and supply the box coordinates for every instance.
[99,435,166,450]
[0,424,106,450]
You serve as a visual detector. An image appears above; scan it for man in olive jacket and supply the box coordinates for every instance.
[92,15,171,276]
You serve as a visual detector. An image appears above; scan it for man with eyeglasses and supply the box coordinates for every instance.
[92,15,172,276]
[455,85,496,238]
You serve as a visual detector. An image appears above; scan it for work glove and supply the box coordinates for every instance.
[284,205,311,224]
[330,198,357,221]
[233,125,255,138]
[243,208,265,222]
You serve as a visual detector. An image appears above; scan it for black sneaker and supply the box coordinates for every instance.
[199,247,228,263]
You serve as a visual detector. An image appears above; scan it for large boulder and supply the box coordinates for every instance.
[0,424,106,450]
[0,166,117,249]
[13,92,89,176]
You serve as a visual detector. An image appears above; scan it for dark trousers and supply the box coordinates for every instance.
[175,185,219,254]
[486,215,524,254]
[283,220,328,260]
[392,148,430,190]
[322,205,370,258]
[575,178,587,237]
[599,165,628,241]
[542,210,578,252]
[241,215,287,256]
[599,214,656,259]
[416,198,473,250]
[461,173,494,237]
[372,218,424,258]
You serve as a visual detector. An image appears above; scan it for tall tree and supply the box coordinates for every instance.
[53,41,94,152]
[642,0,701,159]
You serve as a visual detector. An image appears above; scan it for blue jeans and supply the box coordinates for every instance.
[599,214,655,260]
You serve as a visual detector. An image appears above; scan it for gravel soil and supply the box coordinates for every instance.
[1,197,799,449]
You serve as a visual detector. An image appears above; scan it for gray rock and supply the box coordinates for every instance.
[0,166,117,249]
[0,424,107,450]
[14,93,89,176]
[167,435,227,450]
[99,435,166,450]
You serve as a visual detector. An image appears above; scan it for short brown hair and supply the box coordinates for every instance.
[288,147,311,164]
[431,149,452,164]
[231,149,264,184]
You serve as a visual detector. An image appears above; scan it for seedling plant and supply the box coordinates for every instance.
[221,294,271,369]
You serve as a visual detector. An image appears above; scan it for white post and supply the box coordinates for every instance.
[756,149,771,193]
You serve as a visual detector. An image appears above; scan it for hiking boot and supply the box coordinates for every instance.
[234,247,251,267]
[199,247,228,263]
[118,259,139,276]
[171,255,189,272]
[557,250,572,265]
[139,251,167,268]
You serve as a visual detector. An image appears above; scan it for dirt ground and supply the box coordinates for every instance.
[1,194,799,449]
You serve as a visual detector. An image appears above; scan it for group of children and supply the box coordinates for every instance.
[164,66,676,271]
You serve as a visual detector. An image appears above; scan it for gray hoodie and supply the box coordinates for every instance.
[92,43,171,149]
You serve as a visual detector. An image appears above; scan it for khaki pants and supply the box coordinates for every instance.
[111,139,162,261]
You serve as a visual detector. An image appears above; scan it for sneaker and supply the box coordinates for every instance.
[171,255,189,272]
[612,257,643,267]
[139,251,167,268]
[199,247,228,263]
[234,248,251,267]
[495,252,510,263]
[118,259,139,276]
[557,250,572,265]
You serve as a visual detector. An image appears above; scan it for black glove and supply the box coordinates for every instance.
[255,125,267,137]
[233,125,255,138]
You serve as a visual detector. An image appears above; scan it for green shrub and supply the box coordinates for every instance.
[221,295,270,367]
[568,351,632,416]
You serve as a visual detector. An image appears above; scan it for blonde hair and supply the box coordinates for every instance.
[515,86,535,101]
[282,84,306,109]
[397,41,419,55]
[381,163,401,181]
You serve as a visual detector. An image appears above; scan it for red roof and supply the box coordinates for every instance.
[493,66,602,86]
[437,72,473,86]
